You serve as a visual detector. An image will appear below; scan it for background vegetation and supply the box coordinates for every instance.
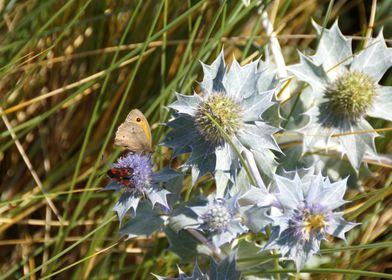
[0,0,391,279]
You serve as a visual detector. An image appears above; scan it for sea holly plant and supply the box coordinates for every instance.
[264,171,358,271]
[163,50,281,183]
[154,254,241,280]
[104,45,363,276]
[189,196,247,248]
[289,20,392,171]
[103,153,170,223]
[154,261,208,280]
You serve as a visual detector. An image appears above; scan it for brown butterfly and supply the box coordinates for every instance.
[115,109,153,154]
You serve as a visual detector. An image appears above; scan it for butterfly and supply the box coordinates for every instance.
[114,109,153,154]
[107,109,152,188]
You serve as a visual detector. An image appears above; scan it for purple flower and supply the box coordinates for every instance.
[265,171,358,271]
[104,153,170,223]
[112,153,153,191]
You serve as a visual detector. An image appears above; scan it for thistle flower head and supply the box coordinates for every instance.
[164,50,280,183]
[113,153,153,191]
[202,198,233,231]
[103,153,170,224]
[289,202,332,241]
[195,92,243,144]
[265,171,358,271]
[289,20,392,170]
[324,71,376,122]
[190,195,247,247]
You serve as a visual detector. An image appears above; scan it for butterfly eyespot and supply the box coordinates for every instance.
[136,117,141,122]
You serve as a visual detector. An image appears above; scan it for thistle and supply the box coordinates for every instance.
[163,50,280,183]
[103,153,170,223]
[189,196,247,248]
[289,20,392,170]
[154,254,241,280]
[154,262,207,280]
[265,171,358,271]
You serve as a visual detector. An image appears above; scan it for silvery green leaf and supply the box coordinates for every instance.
[215,170,231,198]
[209,252,241,280]
[312,20,352,73]
[169,200,204,232]
[338,119,378,171]
[300,105,337,150]
[224,58,258,100]
[155,168,184,204]
[215,143,235,173]
[153,167,183,183]
[189,263,209,280]
[288,52,328,95]
[200,50,226,95]
[236,239,275,271]
[113,192,140,224]
[153,261,208,280]
[164,227,210,261]
[350,31,392,82]
[253,149,278,183]
[237,186,271,207]
[279,145,372,189]
[260,93,281,129]
[241,90,275,122]
[277,145,304,172]
[306,174,348,209]
[147,187,170,211]
[212,230,238,248]
[368,86,392,121]
[163,114,196,157]
[274,174,303,210]
[238,123,280,153]
[228,168,251,196]
[186,140,217,184]
[169,93,202,116]
[326,213,359,240]
[257,61,280,92]
[119,202,164,238]
[242,205,272,233]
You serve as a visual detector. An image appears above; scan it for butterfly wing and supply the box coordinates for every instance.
[114,122,152,153]
[126,109,152,148]
[107,167,135,188]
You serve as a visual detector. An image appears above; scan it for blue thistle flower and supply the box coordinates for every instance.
[190,196,247,248]
[265,171,358,271]
[104,153,170,223]
[163,50,280,183]
[112,153,153,191]
[289,20,392,171]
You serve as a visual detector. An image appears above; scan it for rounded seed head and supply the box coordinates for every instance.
[324,71,376,121]
[203,203,232,231]
[195,93,243,145]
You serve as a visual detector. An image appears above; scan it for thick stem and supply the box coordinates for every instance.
[241,150,266,189]
[186,228,224,261]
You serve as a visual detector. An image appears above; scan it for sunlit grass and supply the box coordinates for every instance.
[0,0,391,279]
